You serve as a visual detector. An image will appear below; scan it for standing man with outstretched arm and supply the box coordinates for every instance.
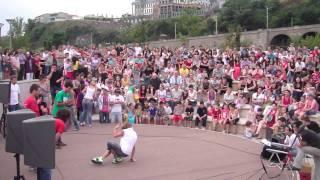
[92,122,137,164]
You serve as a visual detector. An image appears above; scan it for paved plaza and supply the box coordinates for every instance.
[0,124,296,180]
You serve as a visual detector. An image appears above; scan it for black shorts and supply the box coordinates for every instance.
[107,142,128,158]
[226,118,239,125]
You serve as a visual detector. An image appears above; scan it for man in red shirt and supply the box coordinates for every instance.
[24,84,40,116]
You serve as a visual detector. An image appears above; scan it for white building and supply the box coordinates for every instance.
[35,12,83,24]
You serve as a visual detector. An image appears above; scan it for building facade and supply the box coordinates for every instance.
[132,0,224,20]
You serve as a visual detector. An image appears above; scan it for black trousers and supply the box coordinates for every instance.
[195,117,207,128]
[18,64,25,80]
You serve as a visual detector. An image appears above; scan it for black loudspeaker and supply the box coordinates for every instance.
[23,115,55,169]
[5,109,36,154]
[0,80,11,104]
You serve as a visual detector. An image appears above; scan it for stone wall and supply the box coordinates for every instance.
[146,24,320,49]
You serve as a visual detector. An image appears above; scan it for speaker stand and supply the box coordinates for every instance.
[14,154,25,180]
[0,103,7,138]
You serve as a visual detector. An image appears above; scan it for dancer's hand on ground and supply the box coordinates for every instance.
[130,158,136,162]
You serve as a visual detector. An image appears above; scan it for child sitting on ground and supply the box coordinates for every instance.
[244,121,254,139]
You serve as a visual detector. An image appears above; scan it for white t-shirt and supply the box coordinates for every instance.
[110,95,124,113]
[284,133,300,149]
[223,93,235,103]
[10,83,20,105]
[134,46,142,56]
[120,128,138,155]
[252,93,265,103]
[84,87,96,100]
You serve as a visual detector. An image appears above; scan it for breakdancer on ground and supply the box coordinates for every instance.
[91,122,138,164]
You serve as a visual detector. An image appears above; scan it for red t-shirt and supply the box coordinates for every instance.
[55,119,65,134]
[24,96,40,116]
[211,108,221,119]
[56,119,65,134]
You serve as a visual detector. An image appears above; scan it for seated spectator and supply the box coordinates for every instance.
[172,102,184,126]
[184,102,194,128]
[195,101,208,129]
[223,88,235,105]
[221,103,230,133]
[283,125,300,156]
[244,121,254,139]
[229,103,240,134]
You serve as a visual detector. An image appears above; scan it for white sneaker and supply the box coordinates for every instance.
[91,156,103,164]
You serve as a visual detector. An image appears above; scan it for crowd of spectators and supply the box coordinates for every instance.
[1,43,320,140]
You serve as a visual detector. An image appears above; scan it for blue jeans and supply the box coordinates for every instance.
[37,168,52,180]
[66,107,79,130]
[80,99,93,125]
[50,86,61,101]
[44,65,51,75]
[8,104,20,112]
[110,112,122,123]
[99,112,109,123]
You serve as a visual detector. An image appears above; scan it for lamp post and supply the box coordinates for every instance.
[174,22,177,39]
[215,15,218,35]
[0,23,3,37]
[266,6,269,29]
[6,19,14,49]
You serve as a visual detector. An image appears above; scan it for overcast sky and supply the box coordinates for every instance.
[0,0,134,36]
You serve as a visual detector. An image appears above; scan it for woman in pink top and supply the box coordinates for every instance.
[233,59,241,80]
[251,65,264,80]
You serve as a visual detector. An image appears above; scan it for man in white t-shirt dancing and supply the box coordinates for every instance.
[92,122,138,164]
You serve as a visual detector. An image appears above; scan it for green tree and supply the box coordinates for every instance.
[9,17,24,37]
[24,19,37,35]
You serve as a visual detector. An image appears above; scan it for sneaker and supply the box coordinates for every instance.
[91,156,103,164]
[116,157,123,162]
[112,157,123,164]
[57,141,67,146]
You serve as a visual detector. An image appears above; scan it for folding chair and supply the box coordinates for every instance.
[260,139,297,179]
